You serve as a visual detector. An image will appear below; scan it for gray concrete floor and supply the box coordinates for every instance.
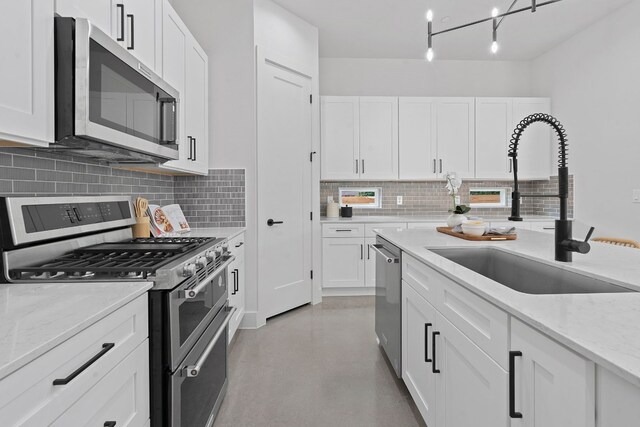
[214,297,427,427]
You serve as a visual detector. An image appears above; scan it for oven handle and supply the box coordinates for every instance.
[184,306,237,378]
[180,255,236,299]
[370,244,399,264]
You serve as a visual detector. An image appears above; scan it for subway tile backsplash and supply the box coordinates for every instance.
[321,176,574,219]
[0,148,246,227]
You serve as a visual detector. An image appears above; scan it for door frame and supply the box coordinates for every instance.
[255,46,321,325]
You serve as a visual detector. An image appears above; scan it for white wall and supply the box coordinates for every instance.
[531,0,640,240]
[320,58,532,96]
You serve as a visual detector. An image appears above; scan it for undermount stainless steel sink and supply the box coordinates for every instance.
[429,248,636,295]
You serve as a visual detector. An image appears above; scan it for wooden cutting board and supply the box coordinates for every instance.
[436,227,517,241]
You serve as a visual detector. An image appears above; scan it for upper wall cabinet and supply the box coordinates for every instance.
[399,97,475,180]
[476,97,551,180]
[56,0,162,71]
[0,0,54,147]
[321,96,398,180]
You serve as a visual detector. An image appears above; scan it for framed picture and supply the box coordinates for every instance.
[338,187,382,209]
[469,188,510,208]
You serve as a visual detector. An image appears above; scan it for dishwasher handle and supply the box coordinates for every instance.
[370,244,399,264]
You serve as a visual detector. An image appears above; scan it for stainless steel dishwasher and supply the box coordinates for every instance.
[371,236,402,378]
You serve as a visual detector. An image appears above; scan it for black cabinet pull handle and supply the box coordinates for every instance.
[431,331,440,373]
[355,159,359,174]
[234,268,239,293]
[193,138,197,161]
[53,343,115,385]
[231,270,237,295]
[424,323,432,363]
[235,242,244,248]
[361,159,365,174]
[509,350,523,419]
[104,422,117,427]
[361,244,364,260]
[116,4,125,41]
[186,136,193,160]
[127,14,135,50]
[267,219,284,226]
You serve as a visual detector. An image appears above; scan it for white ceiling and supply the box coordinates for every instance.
[271,0,634,60]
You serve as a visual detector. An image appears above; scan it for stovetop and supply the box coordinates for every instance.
[7,237,220,281]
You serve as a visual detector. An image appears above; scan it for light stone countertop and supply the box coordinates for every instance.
[185,227,246,240]
[375,227,640,387]
[321,215,558,223]
[0,282,151,380]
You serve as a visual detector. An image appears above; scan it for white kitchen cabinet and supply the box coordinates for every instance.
[359,97,399,179]
[228,232,246,341]
[596,367,640,427]
[512,98,552,179]
[322,237,365,288]
[510,318,595,427]
[159,2,209,175]
[0,0,54,147]
[364,237,376,287]
[398,97,474,180]
[402,282,438,426]
[321,97,398,180]
[399,98,437,180]
[476,98,514,179]
[435,312,508,427]
[321,97,360,180]
[56,0,121,39]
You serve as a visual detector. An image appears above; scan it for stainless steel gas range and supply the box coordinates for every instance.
[0,196,234,427]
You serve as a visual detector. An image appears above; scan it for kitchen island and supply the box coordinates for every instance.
[375,227,640,427]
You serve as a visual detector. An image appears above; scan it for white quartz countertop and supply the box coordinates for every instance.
[0,282,151,380]
[185,227,246,240]
[321,215,557,223]
[375,228,640,387]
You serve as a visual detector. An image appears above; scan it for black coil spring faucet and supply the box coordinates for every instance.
[508,113,594,262]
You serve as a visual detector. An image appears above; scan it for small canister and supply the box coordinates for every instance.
[327,202,339,218]
[340,205,353,218]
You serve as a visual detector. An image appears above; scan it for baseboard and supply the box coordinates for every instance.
[322,287,375,297]
[239,311,266,329]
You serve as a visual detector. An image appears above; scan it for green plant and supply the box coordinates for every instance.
[450,205,471,215]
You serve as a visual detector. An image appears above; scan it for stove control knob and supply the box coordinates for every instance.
[182,263,197,278]
[195,256,207,269]
[205,250,216,262]
[214,247,223,257]
[222,243,229,253]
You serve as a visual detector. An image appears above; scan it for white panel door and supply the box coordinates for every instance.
[123,0,162,71]
[258,55,313,318]
[512,98,552,179]
[435,313,509,427]
[322,238,365,288]
[184,38,209,174]
[402,282,438,427]
[399,97,437,180]
[436,98,476,179]
[0,0,53,147]
[321,97,360,180]
[511,318,595,427]
[359,97,399,180]
[476,98,513,179]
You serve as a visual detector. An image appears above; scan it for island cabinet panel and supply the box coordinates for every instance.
[510,318,595,427]
[596,366,640,427]
[435,313,508,427]
[402,282,438,427]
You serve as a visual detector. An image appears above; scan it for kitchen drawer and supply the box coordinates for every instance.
[52,340,150,427]
[364,223,406,237]
[432,269,509,370]
[322,223,365,238]
[402,254,441,305]
[407,222,441,229]
[0,295,148,426]
[227,232,245,252]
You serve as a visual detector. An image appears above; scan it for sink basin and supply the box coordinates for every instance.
[429,247,635,295]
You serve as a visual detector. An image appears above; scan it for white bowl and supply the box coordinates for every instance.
[461,222,486,237]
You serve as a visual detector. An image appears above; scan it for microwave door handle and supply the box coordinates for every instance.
[159,97,177,144]
[183,306,237,377]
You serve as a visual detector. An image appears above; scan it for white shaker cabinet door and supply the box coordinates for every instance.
[359,97,399,180]
[435,313,509,427]
[123,0,162,71]
[435,98,476,179]
[321,97,360,180]
[322,238,365,288]
[476,98,513,179]
[512,98,552,179]
[510,318,595,427]
[399,97,437,180]
[364,237,376,287]
[0,0,54,147]
[184,37,209,174]
[56,0,121,40]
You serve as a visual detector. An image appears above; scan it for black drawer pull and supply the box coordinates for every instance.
[509,350,523,419]
[424,323,432,363]
[53,343,115,385]
[127,14,134,50]
[432,331,440,373]
[235,242,244,248]
[104,422,117,427]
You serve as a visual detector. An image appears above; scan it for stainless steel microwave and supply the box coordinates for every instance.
[54,17,179,163]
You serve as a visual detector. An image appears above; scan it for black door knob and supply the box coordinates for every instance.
[267,219,284,226]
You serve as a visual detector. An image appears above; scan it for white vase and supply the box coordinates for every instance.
[447,213,467,228]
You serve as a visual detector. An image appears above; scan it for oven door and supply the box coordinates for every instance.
[168,255,235,370]
[63,18,179,161]
[170,305,235,427]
